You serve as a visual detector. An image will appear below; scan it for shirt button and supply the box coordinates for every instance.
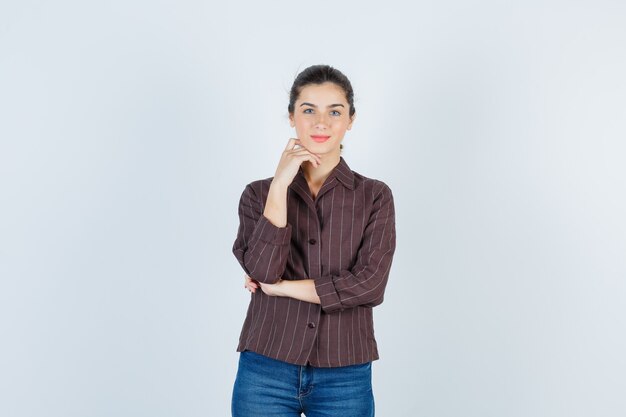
[307,322,316,328]
[308,238,317,245]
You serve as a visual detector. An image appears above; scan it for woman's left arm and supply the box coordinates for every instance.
[258,279,321,304]
[313,183,396,313]
[256,182,396,312]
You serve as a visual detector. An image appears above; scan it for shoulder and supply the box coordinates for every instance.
[352,170,394,200]
[246,176,273,190]
[239,177,274,199]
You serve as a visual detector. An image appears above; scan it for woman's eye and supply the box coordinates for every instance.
[303,108,313,114]
[331,110,341,116]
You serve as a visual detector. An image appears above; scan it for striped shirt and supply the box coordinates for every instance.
[232,156,396,367]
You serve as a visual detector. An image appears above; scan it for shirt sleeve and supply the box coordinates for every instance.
[232,182,292,284]
[314,183,396,313]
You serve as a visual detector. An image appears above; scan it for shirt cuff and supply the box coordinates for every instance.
[250,214,292,246]
[314,274,342,313]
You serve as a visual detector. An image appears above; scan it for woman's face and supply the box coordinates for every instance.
[289,82,355,156]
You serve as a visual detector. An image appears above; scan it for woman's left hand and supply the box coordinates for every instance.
[244,273,283,296]
[244,275,320,304]
[244,274,259,293]
[258,279,284,297]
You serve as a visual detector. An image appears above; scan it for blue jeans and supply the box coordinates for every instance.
[231,350,375,417]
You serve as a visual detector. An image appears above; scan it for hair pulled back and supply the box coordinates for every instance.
[287,64,356,119]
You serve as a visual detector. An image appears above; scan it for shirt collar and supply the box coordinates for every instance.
[332,156,356,190]
[292,156,355,191]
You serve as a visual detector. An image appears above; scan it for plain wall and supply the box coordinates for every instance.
[1,1,625,416]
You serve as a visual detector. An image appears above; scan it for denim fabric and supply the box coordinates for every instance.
[231,350,375,417]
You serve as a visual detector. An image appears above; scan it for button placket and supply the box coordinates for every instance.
[305,201,322,335]
[290,187,323,362]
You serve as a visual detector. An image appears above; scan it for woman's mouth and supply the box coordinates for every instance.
[311,135,331,143]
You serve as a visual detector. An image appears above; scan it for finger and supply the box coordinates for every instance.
[288,146,321,159]
[308,153,323,165]
[245,277,258,288]
[289,149,322,164]
[292,153,321,167]
[285,138,301,151]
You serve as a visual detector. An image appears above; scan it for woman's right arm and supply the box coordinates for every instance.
[232,138,321,284]
[232,182,292,284]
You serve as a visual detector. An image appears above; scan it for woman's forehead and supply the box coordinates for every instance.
[297,83,347,104]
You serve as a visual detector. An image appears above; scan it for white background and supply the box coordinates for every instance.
[1,1,625,416]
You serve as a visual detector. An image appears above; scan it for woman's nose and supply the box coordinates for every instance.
[315,113,329,127]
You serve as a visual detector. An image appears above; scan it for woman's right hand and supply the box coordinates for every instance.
[271,138,322,187]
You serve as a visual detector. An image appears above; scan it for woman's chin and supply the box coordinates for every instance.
[306,141,340,153]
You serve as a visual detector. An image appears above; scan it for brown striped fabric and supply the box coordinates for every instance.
[232,156,396,367]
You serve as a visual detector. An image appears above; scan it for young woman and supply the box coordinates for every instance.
[231,64,396,417]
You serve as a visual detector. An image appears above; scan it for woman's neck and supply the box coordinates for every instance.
[301,152,341,188]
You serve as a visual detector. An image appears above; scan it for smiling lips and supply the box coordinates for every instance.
[311,135,331,143]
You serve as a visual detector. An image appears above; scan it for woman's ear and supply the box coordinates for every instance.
[289,113,295,128]
[347,113,356,130]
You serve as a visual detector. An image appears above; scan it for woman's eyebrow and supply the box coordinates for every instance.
[300,102,345,108]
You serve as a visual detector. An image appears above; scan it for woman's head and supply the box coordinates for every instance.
[288,65,356,155]
[288,65,356,118]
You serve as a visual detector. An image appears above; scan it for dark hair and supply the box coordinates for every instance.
[288,64,356,118]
